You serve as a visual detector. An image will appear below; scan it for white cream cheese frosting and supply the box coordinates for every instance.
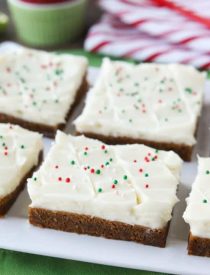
[0,123,43,198]
[183,157,210,238]
[74,58,205,146]
[28,131,182,229]
[0,48,88,126]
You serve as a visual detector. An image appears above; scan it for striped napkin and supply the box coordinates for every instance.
[84,0,210,69]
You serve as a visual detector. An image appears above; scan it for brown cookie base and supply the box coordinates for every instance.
[0,76,88,138]
[29,207,169,247]
[76,131,193,161]
[188,232,210,257]
[0,151,43,217]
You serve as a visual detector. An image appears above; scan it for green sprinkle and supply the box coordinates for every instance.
[0,136,3,139]
[134,82,139,87]
[2,142,5,147]
[98,188,102,193]
[32,101,37,106]
[20,145,25,149]
[203,199,208,203]
[55,99,59,103]
[20,77,25,83]
[129,119,132,123]
[84,152,88,156]
[105,162,109,166]
[109,158,113,162]
[123,175,128,180]
[206,170,210,175]
[33,177,37,181]
[71,160,75,165]
[55,68,63,76]
[96,169,101,175]
[113,179,118,185]
[104,150,108,154]
[145,173,149,177]
[185,87,192,94]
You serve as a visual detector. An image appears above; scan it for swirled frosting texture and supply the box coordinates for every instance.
[183,158,210,238]
[74,58,205,146]
[28,131,182,229]
[0,49,88,126]
[0,123,43,198]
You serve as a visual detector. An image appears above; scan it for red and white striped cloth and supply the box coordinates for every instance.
[85,15,210,69]
[100,0,210,54]
[84,0,210,69]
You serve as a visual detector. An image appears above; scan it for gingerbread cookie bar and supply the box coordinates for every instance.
[183,157,210,257]
[74,59,205,161]
[28,131,182,247]
[0,48,88,137]
[0,123,43,216]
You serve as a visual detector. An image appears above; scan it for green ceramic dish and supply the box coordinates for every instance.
[7,0,87,47]
[0,12,9,33]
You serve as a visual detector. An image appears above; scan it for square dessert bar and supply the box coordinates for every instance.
[74,58,205,161]
[183,157,210,257]
[0,123,43,216]
[0,48,88,137]
[28,131,182,247]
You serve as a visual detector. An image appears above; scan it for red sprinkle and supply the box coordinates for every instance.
[144,157,150,162]
[101,164,104,168]
[55,165,59,169]
[145,184,149,188]
[58,177,62,181]
[84,147,89,151]
[4,151,8,156]
[112,184,116,189]
[101,145,105,150]
[133,160,137,163]
[139,168,143,173]
[41,64,47,69]
[65,177,71,183]
[90,168,95,174]
[6,67,11,73]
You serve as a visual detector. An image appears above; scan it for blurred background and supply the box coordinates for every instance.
[1,0,210,70]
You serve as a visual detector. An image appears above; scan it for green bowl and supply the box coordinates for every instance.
[7,0,87,47]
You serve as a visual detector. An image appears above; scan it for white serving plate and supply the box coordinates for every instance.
[0,42,210,275]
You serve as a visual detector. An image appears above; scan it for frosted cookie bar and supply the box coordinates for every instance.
[0,48,88,137]
[0,123,43,216]
[183,157,210,257]
[28,131,182,247]
[74,58,205,161]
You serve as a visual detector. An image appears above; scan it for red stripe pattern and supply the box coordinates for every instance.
[85,14,210,69]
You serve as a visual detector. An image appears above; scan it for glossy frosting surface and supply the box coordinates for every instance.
[28,131,182,229]
[184,157,210,238]
[75,58,205,146]
[0,123,43,198]
[0,49,88,126]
